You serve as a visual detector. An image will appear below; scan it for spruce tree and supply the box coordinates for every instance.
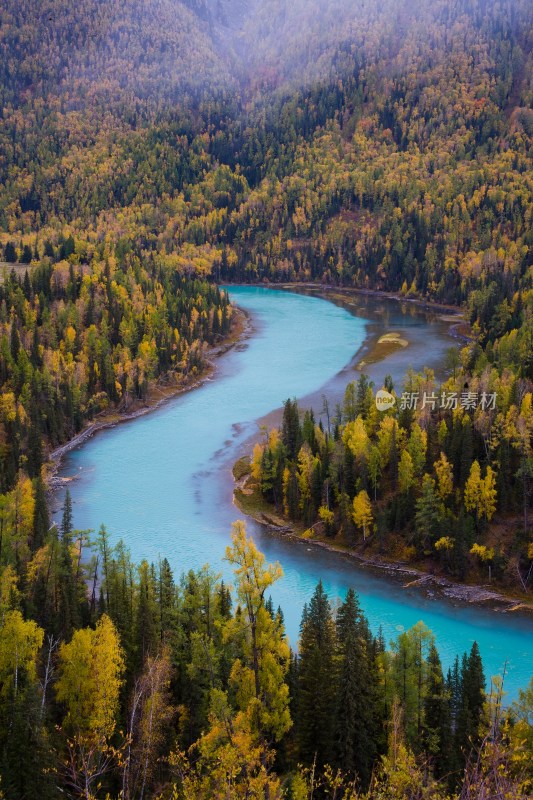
[23,270,32,300]
[446,655,464,781]
[97,524,111,610]
[282,398,302,460]
[297,581,337,768]
[32,476,49,550]
[216,579,232,620]
[464,642,485,729]
[334,588,377,788]
[135,560,158,668]
[4,241,17,263]
[157,557,176,643]
[0,686,55,800]
[27,416,43,479]
[461,642,485,747]
[355,374,373,418]
[20,245,33,264]
[10,323,20,362]
[61,489,73,544]
[58,490,79,637]
[302,409,317,452]
[414,475,441,552]
[43,240,55,259]
[423,642,452,779]
[454,643,485,776]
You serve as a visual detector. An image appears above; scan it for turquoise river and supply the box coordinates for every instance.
[55,286,533,700]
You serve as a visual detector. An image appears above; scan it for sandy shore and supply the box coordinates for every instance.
[270,282,469,320]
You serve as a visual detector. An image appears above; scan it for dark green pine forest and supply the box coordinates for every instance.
[0,0,532,797]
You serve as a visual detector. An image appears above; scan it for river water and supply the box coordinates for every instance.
[55,286,533,699]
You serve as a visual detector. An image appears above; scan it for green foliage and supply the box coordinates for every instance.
[250,363,533,590]
[296,581,337,767]
[0,515,528,799]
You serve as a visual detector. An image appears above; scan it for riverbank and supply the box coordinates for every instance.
[47,283,466,493]
[224,282,471,391]
[248,282,473,342]
[48,305,251,490]
[233,458,533,617]
[295,286,475,388]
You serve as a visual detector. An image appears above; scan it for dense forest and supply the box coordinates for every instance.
[240,357,533,592]
[0,0,532,796]
[0,259,232,492]
[1,508,532,799]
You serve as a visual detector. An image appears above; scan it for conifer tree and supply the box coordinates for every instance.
[3,242,16,263]
[282,399,302,460]
[135,561,159,668]
[60,489,73,544]
[456,642,485,758]
[297,581,336,768]
[216,579,232,620]
[334,588,377,788]
[58,491,79,637]
[415,475,441,551]
[157,557,176,644]
[423,642,451,779]
[31,477,49,551]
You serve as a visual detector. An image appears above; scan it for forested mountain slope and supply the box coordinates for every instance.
[1,0,531,307]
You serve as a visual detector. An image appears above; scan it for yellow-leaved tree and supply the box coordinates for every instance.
[223,521,291,744]
[3,474,35,566]
[352,490,373,541]
[55,614,125,798]
[343,417,370,464]
[434,452,453,501]
[0,610,43,702]
[56,613,125,740]
[398,450,414,494]
[170,522,291,800]
[464,461,497,522]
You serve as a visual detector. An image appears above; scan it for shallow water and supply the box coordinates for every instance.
[56,286,532,699]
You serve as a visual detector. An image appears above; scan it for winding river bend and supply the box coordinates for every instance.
[55,287,533,699]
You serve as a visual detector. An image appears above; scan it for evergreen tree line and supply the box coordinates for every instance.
[293,582,486,794]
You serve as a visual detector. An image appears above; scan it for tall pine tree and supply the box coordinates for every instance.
[297,581,336,768]
[334,588,377,788]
